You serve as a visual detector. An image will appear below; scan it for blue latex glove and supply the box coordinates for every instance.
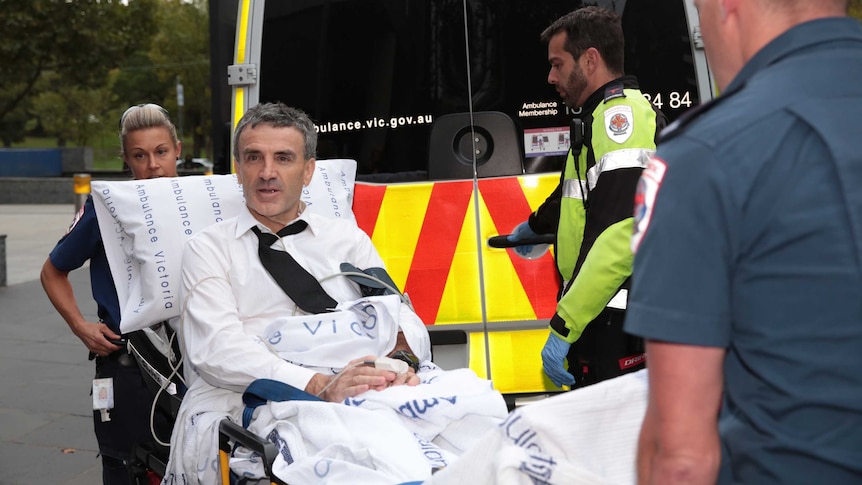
[507,221,538,256]
[542,331,575,388]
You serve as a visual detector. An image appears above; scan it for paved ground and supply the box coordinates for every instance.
[0,204,104,484]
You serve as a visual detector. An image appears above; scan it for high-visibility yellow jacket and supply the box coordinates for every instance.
[529,76,661,343]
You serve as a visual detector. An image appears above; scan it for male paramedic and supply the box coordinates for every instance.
[625,0,862,483]
[508,6,663,388]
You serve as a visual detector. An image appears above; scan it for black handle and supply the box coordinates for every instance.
[488,234,554,248]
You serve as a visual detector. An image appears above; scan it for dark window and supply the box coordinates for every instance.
[259,0,697,179]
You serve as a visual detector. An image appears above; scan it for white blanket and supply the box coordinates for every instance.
[163,363,508,484]
[422,369,648,485]
[261,295,403,371]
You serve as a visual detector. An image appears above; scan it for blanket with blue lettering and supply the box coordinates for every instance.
[423,369,648,485]
[232,362,508,484]
[161,294,506,484]
[162,362,508,485]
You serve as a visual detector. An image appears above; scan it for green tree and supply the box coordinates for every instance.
[110,51,174,109]
[0,0,157,145]
[148,0,211,157]
[32,74,114,147]
[0,99,32,147]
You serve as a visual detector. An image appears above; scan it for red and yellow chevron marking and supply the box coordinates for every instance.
[353,173,560,326]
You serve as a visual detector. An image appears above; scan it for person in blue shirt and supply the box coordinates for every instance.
[41,104,181,484]
[625,0,862,483]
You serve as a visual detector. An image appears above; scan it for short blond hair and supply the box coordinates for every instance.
[118,104,179,156]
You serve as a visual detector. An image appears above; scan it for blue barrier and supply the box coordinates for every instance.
[0,149,63,177]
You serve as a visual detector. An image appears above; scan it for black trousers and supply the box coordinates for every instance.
[93,350,172,484]
[566,308,645,387]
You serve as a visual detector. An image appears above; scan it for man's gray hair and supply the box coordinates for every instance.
[232,102,317,161]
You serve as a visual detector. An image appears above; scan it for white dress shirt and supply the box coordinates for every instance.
[179,205,431,393]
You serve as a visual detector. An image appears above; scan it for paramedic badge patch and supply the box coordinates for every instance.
[66,203,86,234]
[631,155,667,253]
[605,105,633,143]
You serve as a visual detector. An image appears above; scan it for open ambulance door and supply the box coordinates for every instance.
[225,0,713,404]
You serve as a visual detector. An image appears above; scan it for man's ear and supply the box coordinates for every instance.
[721,0,740,20]
[234,159,242,183]
[582,47,601,74]
[303,158,316,186]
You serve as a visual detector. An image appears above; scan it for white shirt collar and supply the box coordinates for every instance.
[235,204,317,240]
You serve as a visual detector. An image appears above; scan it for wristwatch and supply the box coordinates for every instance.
[388,350,420,372]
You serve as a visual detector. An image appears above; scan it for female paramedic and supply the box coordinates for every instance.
[41,104,180,484]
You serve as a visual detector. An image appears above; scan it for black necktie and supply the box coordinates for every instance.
[251,221,337,314]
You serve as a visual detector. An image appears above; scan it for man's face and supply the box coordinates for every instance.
[547,31,589,109]
[123,127,180,180]
[235,124,315,229]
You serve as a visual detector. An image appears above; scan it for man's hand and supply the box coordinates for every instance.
[389,367,420,388]
[309,355,420,402]
[541,332,575,387]
[507,221,539,256]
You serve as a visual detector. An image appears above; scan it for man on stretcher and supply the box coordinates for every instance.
[163,102,507,485]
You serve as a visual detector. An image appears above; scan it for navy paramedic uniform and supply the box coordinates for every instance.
[49,196,169,482]
[530,76,661,386]
[625,18,862,483]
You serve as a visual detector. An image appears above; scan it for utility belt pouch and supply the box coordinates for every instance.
[568,308,645,386]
